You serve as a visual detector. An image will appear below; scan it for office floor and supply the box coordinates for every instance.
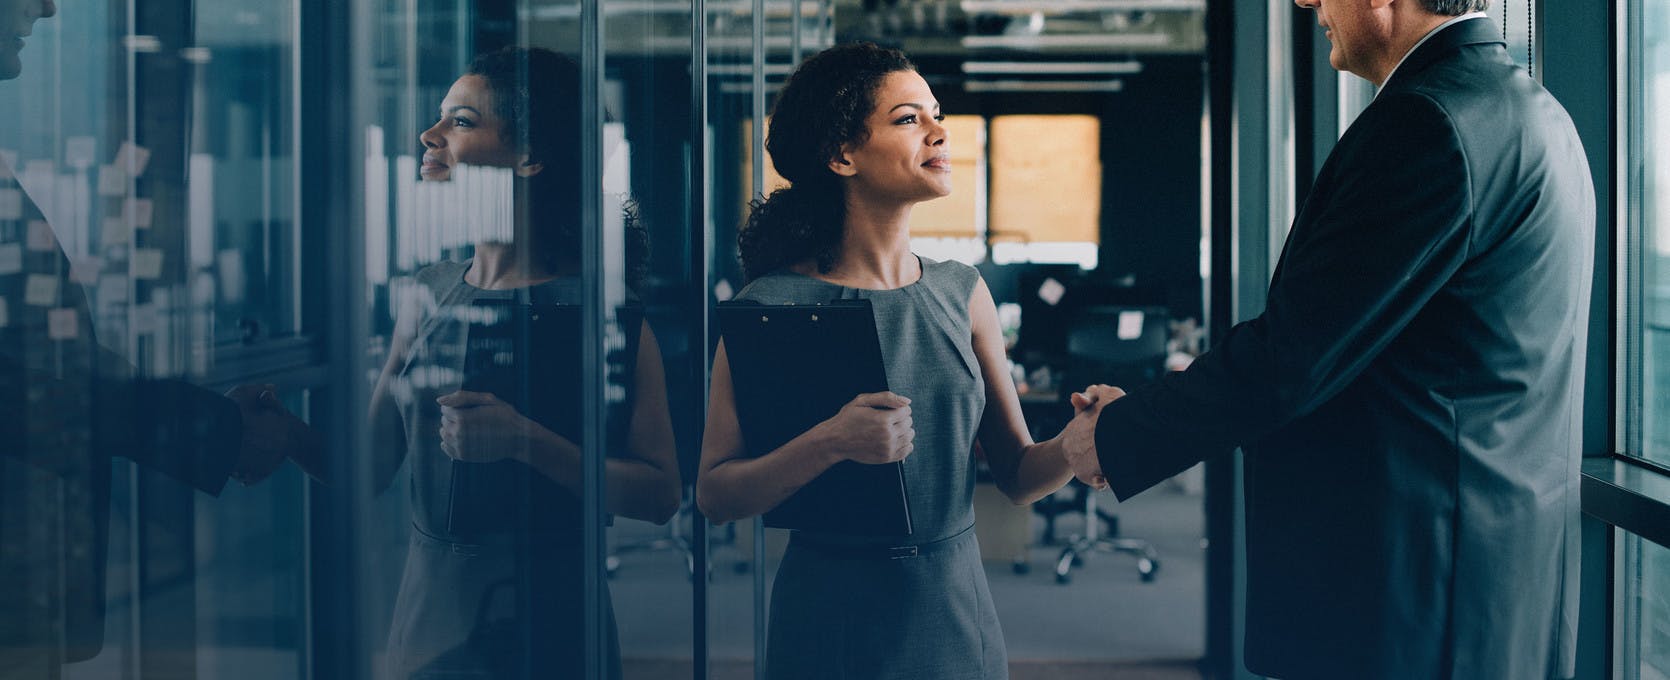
[608,482,1206,678]
[63,478,1204,679]
[623,659,1202,680]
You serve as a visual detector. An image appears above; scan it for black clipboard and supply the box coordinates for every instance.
[448,300,642,536]
[718,299,912,536]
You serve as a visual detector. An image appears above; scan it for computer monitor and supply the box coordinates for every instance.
[1012,267,1161,367]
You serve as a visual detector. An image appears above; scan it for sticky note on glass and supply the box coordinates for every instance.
[125,198,153,229]
[0,188,21,220]
[47,308,77,340]
[1038,277,1066,307]
[132,248,164,280]
[0,244,20,275]
[101,216,129,246]
[70,256,102,285]
[115,142,150,178]
[1117,310,1145,340]
[65,137,97,170]
[24,273,58,306]
[98,164,127,197]
[26,220,55,252]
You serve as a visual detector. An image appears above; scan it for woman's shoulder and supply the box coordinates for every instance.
[731,269,834,304]
[918,256,982,300]
[387,261,469,342]
[412,259,470,295]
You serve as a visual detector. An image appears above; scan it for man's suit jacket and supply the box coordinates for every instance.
[1094,19,1594,680]
[0,161,243,673]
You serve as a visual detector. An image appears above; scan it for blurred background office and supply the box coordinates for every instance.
[0,0,1663,678]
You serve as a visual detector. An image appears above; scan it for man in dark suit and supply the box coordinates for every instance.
[1061,1,1594,678]
[0,0,315,676]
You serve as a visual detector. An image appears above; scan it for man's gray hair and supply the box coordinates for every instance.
[1421,0,1489,14]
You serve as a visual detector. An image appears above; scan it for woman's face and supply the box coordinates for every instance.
[418,75,531,181]
[833,69,951,205]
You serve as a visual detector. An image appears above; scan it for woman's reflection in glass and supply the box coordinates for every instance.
[366,46,678,680]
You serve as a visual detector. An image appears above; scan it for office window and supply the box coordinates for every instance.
[1623,1,1670,676]
[1634,0,1670,466]
[1484,1,1535,72]
[988,115,1101,268]
[1623,533,1670,679]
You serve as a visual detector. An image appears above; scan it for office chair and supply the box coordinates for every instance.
[1051,304,1166,584]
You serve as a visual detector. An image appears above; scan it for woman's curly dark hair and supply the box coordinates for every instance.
[737,42,915,281]
[466,46,650,290]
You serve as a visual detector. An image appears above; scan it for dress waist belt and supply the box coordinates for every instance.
[788,524,973,560]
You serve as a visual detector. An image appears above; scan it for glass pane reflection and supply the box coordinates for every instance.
[1624,534,1670,680]
[360,39,640,680]
[598,2,703,679]
[702,0,770,676]
[3,0,310,678]
[1637,0,1670,467]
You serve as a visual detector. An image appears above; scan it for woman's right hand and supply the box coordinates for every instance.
[815,391,915,465]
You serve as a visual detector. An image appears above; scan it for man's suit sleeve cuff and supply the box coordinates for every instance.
[96,378,244,496]
[190,392,243,496]
[1095,392,1229,502]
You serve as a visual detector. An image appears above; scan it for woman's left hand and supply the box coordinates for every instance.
[436,390,538,463]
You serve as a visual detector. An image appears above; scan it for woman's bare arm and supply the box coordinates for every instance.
[970,278,1075,505]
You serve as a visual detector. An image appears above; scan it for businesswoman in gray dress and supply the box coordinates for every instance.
[696,42,1102,680]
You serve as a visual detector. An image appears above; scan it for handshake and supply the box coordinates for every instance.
[223,384,323,486]
[1059,384,1127,491]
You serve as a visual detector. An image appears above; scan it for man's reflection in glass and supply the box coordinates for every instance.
[0,1,313,678]
[0,0,50,80]
[360,46,679,679]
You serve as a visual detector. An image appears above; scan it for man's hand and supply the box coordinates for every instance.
[1059,384,1126,489]
[436,391,539,463]
[225,384,316,486]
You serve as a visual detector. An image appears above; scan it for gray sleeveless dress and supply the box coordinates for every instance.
[735,256,1008,680]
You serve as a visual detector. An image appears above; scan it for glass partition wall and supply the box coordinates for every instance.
[332,1,834,678]
[3,0,312,677]
[702,1,763,677]
[0,0,825,676]
[703,5,832,678]
[338,0,714,677]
